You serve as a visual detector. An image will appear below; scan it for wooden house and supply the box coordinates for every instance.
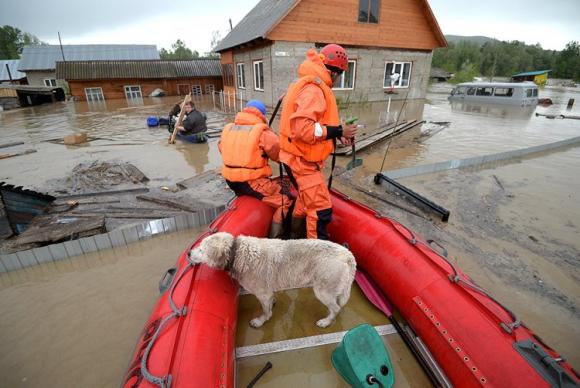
[214,0,447,106]
[56,60,222,101]
[18,44,160,88]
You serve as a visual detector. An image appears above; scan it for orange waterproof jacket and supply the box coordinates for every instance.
[279,49,340,163]
[220,108,278,182]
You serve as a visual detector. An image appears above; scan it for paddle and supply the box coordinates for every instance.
[346,117,363,170]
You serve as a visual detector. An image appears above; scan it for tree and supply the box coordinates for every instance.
[554,41,580,81]
[203,30,222,58]
[0,25,44,59]
[159,39,199,60]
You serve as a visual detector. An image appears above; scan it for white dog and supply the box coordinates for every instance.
[189,232,356,328]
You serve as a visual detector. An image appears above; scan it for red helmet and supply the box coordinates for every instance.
[320,44,348,72]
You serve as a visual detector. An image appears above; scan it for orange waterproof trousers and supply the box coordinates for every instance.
[284,166,332,240]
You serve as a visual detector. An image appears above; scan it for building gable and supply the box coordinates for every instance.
[267,0,446,50]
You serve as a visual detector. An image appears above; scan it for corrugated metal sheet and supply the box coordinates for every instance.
[214,0,297,52]
[56,59,222,80]
[0,60,26,81]
[18,45,160,71]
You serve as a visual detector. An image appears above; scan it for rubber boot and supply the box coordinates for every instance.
[290,217,307,239]
[268,221,284,239]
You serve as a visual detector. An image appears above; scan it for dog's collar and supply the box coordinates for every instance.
[224,237,238,272]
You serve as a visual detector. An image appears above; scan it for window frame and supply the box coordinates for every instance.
[383,61,413,89]
[123,85,142,99]
[358,0,380,24]
[44,78,57,87]
[333,60,357,90]
[205,84,215,94]
[236,62,246,89]
[253,60,264,91]
[84,87,104,102]
[192,84,202,96]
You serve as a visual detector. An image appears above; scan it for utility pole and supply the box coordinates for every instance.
[58,31,66,61]
[229,19,233,31]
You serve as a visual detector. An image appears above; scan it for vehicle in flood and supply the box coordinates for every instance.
[449,82,539,106]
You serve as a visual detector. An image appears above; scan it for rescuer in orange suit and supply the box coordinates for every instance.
[219,100,293,238]
[279,44,357,240]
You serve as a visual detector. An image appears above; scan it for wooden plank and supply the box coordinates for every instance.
[341,120,424,156]
[169,93,192,144]
[12,215,106,245]
[0,142,24,149]
[56,188,150,199]
[136,195,197,213]
[0,149,37,160]
[334,121,412,155]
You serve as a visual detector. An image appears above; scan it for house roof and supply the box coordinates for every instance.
[214,0,297,52]
[214,0,446,52]
[0,60,26,81]
[19,45,160,71]
[512,70,552,77]
[56,59,222,80]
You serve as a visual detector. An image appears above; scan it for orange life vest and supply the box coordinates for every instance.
[279,49,340,163]
[220,117,272,182]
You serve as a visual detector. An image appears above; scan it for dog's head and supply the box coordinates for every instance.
[189,232,235,270]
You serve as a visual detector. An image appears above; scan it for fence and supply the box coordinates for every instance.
[212,90,245,114]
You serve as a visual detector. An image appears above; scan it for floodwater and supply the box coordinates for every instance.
[0,230,199,387]
[0,83,579,383]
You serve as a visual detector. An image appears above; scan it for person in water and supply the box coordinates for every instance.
[173,101,208,143]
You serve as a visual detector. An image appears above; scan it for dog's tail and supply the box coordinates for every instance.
[337,253,357,307]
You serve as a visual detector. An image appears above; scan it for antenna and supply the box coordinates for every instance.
[229,18,233,31]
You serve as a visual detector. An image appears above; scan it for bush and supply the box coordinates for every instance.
[450,63,479,84]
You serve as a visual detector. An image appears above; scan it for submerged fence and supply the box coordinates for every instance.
[212,90,245,114]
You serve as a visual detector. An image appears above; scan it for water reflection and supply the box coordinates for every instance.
[450,101,536,120]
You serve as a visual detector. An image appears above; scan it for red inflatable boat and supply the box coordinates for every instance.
[123,190,579,388]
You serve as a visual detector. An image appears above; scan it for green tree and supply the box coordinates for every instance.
[554,41,580,81]
[159,39,199,60]
[203,30,221,58]
[0,25,44,59]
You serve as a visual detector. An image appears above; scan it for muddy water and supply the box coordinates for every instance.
[0,96,228,192]
[0,83,579,381]
[0,230,199,387]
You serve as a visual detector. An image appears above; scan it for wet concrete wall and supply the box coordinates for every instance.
[24,70,68,90]
[232,41,433,107]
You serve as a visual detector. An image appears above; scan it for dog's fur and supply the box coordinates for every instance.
[189,232,356,328]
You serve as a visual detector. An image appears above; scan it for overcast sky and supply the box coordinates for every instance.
[1,0,578,52]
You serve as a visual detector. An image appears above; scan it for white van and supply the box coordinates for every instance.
[449,82,538,106]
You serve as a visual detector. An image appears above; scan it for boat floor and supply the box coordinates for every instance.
[235,283,430,387]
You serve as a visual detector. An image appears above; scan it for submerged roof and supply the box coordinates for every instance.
[19,45,160,71]
[56,59,222,80]
[512,70,552,77]
[0,60,26,81]
[456,81,537,88]
[214,0,297,52]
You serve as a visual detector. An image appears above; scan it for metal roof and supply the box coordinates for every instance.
[19,45,160,71]
[0,60,26,81]
[512,70,552,77]
[56,59,222,80]
[214,0,297,52]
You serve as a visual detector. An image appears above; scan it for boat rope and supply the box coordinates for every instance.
[369,207,522,335]
[139,203,234,387]
[367,374,386,388]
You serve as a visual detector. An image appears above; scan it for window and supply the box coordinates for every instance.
[253,60,264,91]
[85,87,104,101]
[383,61,412,88]
[333,60,356,90]
[476,87,493,96]
[192,85,202,96]
[452,87,467,96]
[493,88,514,97]
[467,87,476,95]
[358,0,379,23]
[44,78,57,87]
[124,85,142,99]
[236,63,246,89]
[205,84,215,94]
[222,64,234,87]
